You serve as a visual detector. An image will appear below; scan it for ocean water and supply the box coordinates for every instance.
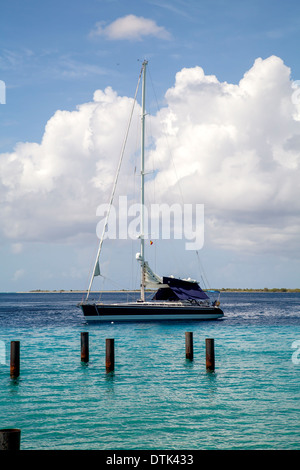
[0,291,299,450]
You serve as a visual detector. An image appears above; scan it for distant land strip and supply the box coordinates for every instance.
[23,288,300,293]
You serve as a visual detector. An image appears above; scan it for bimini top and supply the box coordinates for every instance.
[153,276,209,301]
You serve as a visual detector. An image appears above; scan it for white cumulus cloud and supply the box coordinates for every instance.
[149,56,300,255]
[0,86,141,242]
[91,14,172,41]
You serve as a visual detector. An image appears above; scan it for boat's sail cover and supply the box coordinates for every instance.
[94,260,100,277]
[144,261,163,288]
[153,276,209,301]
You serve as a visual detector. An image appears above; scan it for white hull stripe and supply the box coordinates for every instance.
[84,313,223,321]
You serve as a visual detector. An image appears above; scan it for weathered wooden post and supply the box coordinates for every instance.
[106,338,114,372]
[206,338,215,371]
[81,332,89,363]
[185,332,193,360]
[10,341,20,378]
[0,429,21,450]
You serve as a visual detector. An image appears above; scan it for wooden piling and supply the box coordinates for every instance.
[81,332,89,363]
[206,338,215,371]
[106,338,114,372]
[185,332,193,360]
[0,429,21,450]
[10,341,20,378]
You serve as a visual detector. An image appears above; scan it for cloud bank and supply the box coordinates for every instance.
[150,56,300,255]
[0,87,141,242]
[1,56,300,259]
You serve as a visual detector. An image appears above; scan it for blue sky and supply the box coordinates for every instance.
[1,0,300,291]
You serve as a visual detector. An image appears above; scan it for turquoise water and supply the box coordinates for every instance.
[0,292,299,450]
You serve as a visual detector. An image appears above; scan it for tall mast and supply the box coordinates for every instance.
[140,60,148,301]
[85,64,143,301]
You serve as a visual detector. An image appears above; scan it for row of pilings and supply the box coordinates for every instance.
[2,332,216,450]
[9,332,216,377]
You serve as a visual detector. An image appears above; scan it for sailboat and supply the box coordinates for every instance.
[79,61,224,322]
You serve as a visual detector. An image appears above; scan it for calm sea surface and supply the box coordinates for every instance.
[0,291,299,450]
